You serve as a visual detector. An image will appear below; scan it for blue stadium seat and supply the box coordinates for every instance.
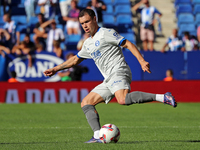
[178,23,196,37]
[174,0,191,6]
[114,0,130,5]
[20,33,26,41]
[29,16,38,25]
[12,16,27,24]
[102,0,113,5]
[11,6,26,16]
[78,0,90,8]
[192,0,200,5]
[120,33,136,44]
[178,13,194,26]
[35,5,41,15]
[114,5,132,16]
[30,33,34,42]
[57,24,63,30]
[194,4,200,15]
[102,5,113,15]
[116,14,133,32]
[21,0,25,4]
[10,0,21,5]
[27,16,38,33]
[195,13,200,26]
[18,24,27,33]
[176,4,193,17]
[66,34,81,50]
[0,6,9,16]
[103,14,116,28]
[60,42,66,50]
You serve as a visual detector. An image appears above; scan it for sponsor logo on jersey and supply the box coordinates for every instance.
[95,40,100,46]
[91,50,101,59]
[113,32,121,40]
[111,80,122,87]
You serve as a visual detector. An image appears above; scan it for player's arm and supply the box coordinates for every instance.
[44,55,84,77]
[121,39,151,73]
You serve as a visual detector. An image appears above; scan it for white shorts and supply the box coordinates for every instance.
[91,75,131,104]
[66,20,80,29]
[59,0,71,17]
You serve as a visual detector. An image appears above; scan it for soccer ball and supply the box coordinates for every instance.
[99,124,120,144]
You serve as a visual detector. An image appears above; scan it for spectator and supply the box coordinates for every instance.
[46,20,65,52]
[24,0,36,22]
[77,33,90,50]
[38,0,58,19]
[58,52,88,81]
[87,0,106,27]
[0,28,11,47]
[3,13,20,49]
[163,69,174,82]
[53,40,64,58]
[12,34,35,67]
[132,0,162,51]
[8,71,19,83]
[0,44,10,57]
[12,33,35,55]
[63,0,80,35]
[59,0,72,17]
[181,32,198,52]
[33,13,50,49]
[35,43,44,53]
[161,29,182,52]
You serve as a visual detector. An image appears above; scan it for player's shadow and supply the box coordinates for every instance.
[118,140,200,144]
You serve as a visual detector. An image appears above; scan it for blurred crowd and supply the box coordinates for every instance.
[1,0,200,82]
[133,0,200,52]
[0,0,107,60]
[0,0,107,81]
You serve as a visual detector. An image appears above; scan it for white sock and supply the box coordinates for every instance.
[94,130,100,139]
[155,94,164,103]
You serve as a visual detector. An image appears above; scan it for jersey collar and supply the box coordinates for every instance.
[97,27,101,32]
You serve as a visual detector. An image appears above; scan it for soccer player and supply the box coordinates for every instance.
[44,9,177,143]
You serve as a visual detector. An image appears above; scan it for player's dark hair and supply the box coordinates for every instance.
[78,9,95,19]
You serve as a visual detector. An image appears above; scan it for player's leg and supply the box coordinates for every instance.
[81,82,114,143]
[81,92,104,143]
[109,76,177,107]
[115,89,177,107]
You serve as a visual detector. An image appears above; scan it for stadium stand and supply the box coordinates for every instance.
[177,13,194,26]
[114,5,132,16]
[175,4,193,17]
[1,0,200,82]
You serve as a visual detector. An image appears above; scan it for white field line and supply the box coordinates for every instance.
[0,126,200,129]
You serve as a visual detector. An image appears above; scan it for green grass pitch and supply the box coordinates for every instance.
[0,103,200,150]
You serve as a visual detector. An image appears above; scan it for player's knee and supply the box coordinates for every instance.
[81,99,87,108]
[117,98,126,105]
[81,98,92,108]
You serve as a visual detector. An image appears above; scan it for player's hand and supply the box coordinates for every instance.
[140,60,151,73]
[43,68,57,77]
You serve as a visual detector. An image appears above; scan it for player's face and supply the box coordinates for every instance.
[79,14,97,37]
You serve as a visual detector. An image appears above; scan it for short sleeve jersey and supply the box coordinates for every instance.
[77,27,131,80]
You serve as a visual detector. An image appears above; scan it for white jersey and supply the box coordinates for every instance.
[77,27,132,80]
